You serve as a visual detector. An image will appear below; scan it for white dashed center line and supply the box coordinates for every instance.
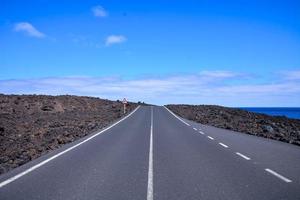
[218,143,229,148]
[199,131,205,135]
[265,169,292,183]
[236,152,251,160]
[147,107,154,200]
[207,136,214,140]
[193,128,197,131]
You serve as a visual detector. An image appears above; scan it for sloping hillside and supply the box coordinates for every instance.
[0,94,137,174]
[166,104,300,146]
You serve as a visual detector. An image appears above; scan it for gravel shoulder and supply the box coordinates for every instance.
[0,94,137,175]
[166,104,300,146]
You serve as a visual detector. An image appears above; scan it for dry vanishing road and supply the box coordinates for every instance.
[1,106,300,200]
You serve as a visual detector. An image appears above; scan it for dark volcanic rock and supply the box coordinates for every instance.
[40,105,54,111]
[166,104,300,146]
[0,94,137,175]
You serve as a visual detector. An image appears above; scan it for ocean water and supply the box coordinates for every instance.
[238,107,300,120]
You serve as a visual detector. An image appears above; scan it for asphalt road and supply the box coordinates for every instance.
[1,106,300,200]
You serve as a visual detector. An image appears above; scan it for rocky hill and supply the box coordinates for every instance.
[166,104,300,146]
[0,94,137,174]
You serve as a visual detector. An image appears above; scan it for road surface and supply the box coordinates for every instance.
[1,106,300,199]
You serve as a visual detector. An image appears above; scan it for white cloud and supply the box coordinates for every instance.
[92,5,108,17]
[1,71,300,106]
[199,70,238,78]
[14,22,45,38]
[105,35,127,46]
[279,70,300,80]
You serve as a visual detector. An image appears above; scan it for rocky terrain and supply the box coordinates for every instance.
[166,104,300,146]
[0,94,137,174]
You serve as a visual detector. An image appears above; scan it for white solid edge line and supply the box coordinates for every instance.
[219,143,229,148]
[236,152,251,160]
[193,128,197,131]
[199,131,205,135]
[147,106,154,200]
[265,168,292,183]
[163,106,190,126]
[0,105,141,189]
[207,136,214,140]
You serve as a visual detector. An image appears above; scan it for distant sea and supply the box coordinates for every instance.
[238,107,300,120]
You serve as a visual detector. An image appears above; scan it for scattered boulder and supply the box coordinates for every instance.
[262,125,274,133]
[40,105,54,111]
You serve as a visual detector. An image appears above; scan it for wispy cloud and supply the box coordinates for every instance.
[92,5,108,17]
[1,71,300,106]
[199,70,238,78]
[14,22,45,38]
[105,35,127,46]
[279,70,300,80]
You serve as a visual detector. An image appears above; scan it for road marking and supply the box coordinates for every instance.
[207,136,214,140]
[199,131,205,135]
[164,106,190,126]
[219,143,229,148]
[236,152,251,160]
[265,169,292,183]
[147,106,154,200]
[193,128,197,131]
[0,106,141,189]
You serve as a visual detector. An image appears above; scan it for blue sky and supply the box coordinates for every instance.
[1,0,300,106]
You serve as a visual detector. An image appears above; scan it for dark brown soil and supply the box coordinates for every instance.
[0,94,137,175]
[166,104,300,146]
